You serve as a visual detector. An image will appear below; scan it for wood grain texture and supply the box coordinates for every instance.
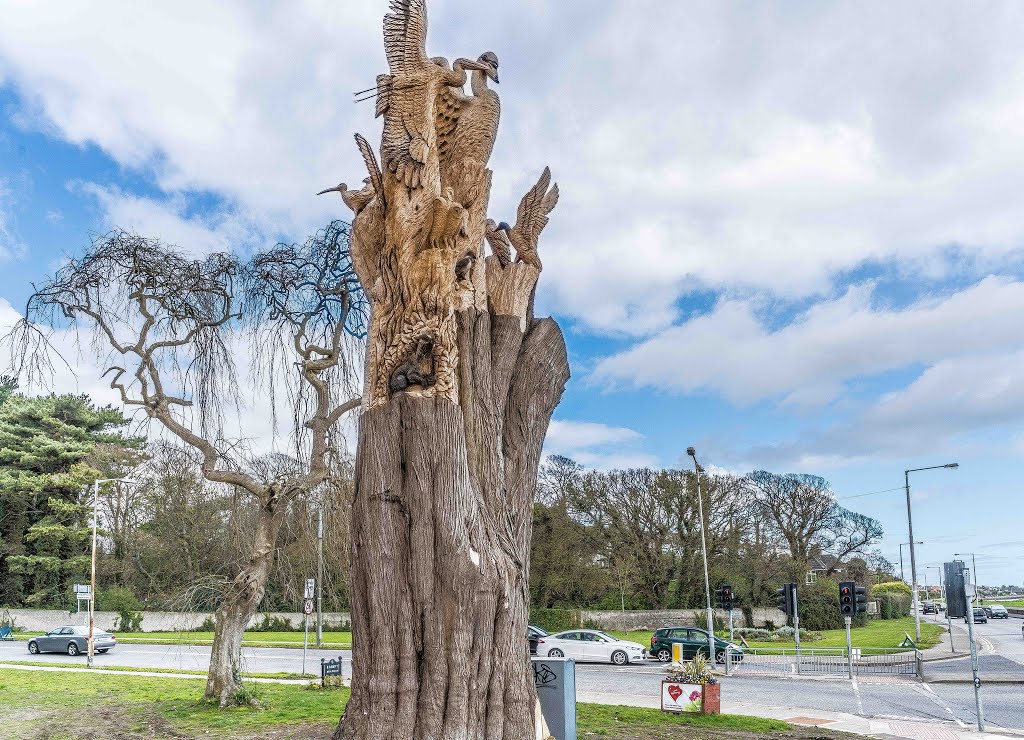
[333,1,568,736]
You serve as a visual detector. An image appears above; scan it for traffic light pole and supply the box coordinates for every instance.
[792,584,801,675]
[845,616,853,679]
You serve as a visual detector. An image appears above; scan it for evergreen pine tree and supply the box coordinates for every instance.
[0,384,138,606]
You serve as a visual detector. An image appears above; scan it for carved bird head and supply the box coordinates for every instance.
[477,51,499,83]
[498,221,511,233]
[316,183,348,196]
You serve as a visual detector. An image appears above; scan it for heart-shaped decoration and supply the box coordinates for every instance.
[667,684,683,702]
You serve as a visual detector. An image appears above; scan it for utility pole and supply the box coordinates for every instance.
[88,479,99,668]
[687,447,717,669]
[88,477,138,668]
[317,507,324,647]
[904,463,958,643]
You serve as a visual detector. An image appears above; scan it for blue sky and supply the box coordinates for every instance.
[1,1,1022,586]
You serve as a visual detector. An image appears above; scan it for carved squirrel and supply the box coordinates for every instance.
[388,334,436,393]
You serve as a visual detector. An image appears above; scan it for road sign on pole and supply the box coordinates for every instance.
[303,599,314,616]
[304,578,315,600]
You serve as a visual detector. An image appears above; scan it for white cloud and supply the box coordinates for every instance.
[79,184,266,256]
[546,419,640,450]
[0,177,24,261]
[593,276,1024,407]
[544,419,656,470]
[2,2,1024,333]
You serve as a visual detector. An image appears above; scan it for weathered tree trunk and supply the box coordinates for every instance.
[338,312,567,738]
[204,492,289,706]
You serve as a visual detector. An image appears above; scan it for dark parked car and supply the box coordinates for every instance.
[27,625,116,655]
[922,601,937,614]
[527,625,548,655]
[965,607,988,624]
[650,626,743,664]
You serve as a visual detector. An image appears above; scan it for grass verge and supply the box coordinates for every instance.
[0,668,848,739]
[609,617,944,651]
[0,660,311,680]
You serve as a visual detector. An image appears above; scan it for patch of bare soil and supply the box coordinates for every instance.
[6,704,335,740]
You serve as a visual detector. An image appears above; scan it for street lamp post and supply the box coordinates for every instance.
[88,477,139,668]
[686,447,716,668]
[898,541,922,584]
[904,463,958,643]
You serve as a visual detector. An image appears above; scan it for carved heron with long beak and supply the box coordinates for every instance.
[317,178,376,215]
[435,51,501,204]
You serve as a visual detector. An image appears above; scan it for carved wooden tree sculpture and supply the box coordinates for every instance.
[322,1,569,737]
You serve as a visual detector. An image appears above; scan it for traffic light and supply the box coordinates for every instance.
[855,585,868,614]
[776,583,794,617]
[715,585,734,610]
[839,581,855,617]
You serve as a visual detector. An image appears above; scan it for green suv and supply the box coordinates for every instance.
[649,626,743,664]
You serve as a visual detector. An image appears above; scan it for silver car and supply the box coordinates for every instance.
[27,625,116,655]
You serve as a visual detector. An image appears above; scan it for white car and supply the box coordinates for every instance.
[537,629,646,665]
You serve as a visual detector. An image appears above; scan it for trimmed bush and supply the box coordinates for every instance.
[876,592,911,619]
[99,586,144,632]
[796,578,844,631]
[251,614,295,632]
[529,608,581,633]
[873,581,912,597]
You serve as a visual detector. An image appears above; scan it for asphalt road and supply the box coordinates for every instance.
[2,620,1022,732]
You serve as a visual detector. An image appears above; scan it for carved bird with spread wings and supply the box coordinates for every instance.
[376,0,492,191]
[495,167,559,271]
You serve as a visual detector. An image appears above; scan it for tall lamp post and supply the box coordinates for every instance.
[905,463,957,643]
[955,553,980,604]
[899,541,922,584]
[88,477,139,668]
[927,565,953,651]
[686,447,716,667]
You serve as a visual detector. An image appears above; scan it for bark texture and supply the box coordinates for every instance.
[328,2,568,736]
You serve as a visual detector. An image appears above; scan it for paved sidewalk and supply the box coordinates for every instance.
[577,689,1024,739]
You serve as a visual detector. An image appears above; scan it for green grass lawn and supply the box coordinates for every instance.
[608,617,943,652]
[998,599,1024,608]
[13,630,352,649]
[0,668,838,739]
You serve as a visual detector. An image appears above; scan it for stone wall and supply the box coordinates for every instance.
[3,607,782,634]
[1,608,351,633]
[580,608,782,631]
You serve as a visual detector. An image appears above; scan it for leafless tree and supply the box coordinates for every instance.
[744,471,882,582]
[8,222,365,706]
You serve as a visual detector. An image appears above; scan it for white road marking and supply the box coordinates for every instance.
[850,677,864,715]
[916,683,967,728]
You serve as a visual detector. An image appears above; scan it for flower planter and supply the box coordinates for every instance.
[661,680,720,714]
